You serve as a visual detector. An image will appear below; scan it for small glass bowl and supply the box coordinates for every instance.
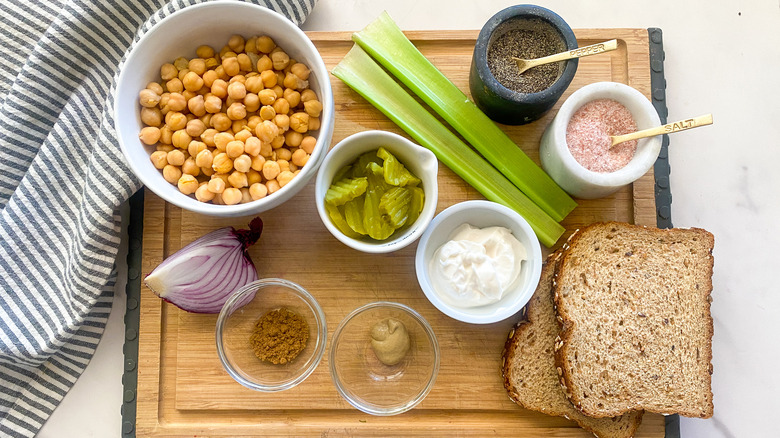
[215,278,327,392]
[329,302,440,416]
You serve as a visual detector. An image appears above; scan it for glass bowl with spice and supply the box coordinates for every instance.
[469,5,579,125]
[215,278,327,392]
[329,302,440,416]
[539,81,662,199]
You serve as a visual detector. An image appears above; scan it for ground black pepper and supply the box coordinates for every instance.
[487,18,566,94]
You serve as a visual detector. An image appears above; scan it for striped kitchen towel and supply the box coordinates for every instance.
[0,0,316,436]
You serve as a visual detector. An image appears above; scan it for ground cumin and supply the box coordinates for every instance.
[250,308,309,365]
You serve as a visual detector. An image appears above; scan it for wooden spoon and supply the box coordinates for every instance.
[512,39,618,75]
[610,114,714,148]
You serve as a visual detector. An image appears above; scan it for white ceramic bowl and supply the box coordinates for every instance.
[115,1,334,217]
[414,200,542,324]
[539,81,662,199]
[315,131,439,253]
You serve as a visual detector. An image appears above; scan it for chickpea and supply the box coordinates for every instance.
[182,157,200,176]
[203,95,222,114]
[195,183,216,202]
[308,117,320,131]
[300,135,316,154]
[256,54,273,72]
[233,154,252,173]
[270,51,290,70]
[276,147,292,161]
[271,134,286,149]
[234,129,252,143]
[226,81,246,100]
[244,36,258,54]
[141,107,162,126]
[182,71,203,92]
[231,119,248,133]
[214,132,234,151]
[237,53,252,72]
[300,89,317,103]
[188,58,207,76]
[227,34,245,52]
[285,130,303,147]
[161,63,177,81]
[245,76,263,94]
[211,113,232,131]
[187,140,207,157]
[260,69,277,88]
[258,88,276,106]
[259,105,276,121]
[171,130,192,149]
[275,71,286,89]
[167,93,187,112]
[247,169,262,185]
[227,170,248,188]
[277,159,291,173]
[272,98,290,116]
[304,100,323,118]
[212,192,224,205]
[200,113,213,126]
[177,68,190,82]
[207,177,226,194]
[222,57,240,77]
[212,152,233,173]
[159,125,173,144]
[186,119,207,138]
[222,187,242,205]
[174,174,197,195]
[226,140,245,158]
[247,115,262,131]
[173,57,189,70]
[274,114,290,132]
[244,136,262,156]
[277,170,295,187]
[211,79,228,99]
[255,120,279,143]
[166,77,184,93]
[201,128,218,147]
[283,72,307,90]
[289,112,309,133]
[166,149,186,166]
[186,95,206,117]
[283,89,301,108]
[240,188,253,203]
[265,179,281,194]
[204,57,219,70]
[202,70,218,88]
[200,165,214,177]
[150,150,168,169]
[226,102,247,120]
[290,62,310,81]
[262,160,280,180]
[182,89,197,102]
[196,45,215,59]
[156,143,174,153]
[139,89,161,107]
[249,182,268,200]
[214,65,228,81]
[291,148,310,167]
[195,149,214,168]
[146,82,164,95]
[259,140,273,157]
[139,126,161,145]
[165,111,187,131]
[256,36,275,53]
[244,93,260,113]
[251,155,266,171]
[163,164,182,184]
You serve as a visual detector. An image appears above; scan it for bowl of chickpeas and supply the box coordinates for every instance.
[115,0,334,216]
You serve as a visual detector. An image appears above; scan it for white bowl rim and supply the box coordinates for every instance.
[314,130,439,254]
[115,0,334,217]
[414,200,543,324]
[215,278,327,392]
[328,301,440,416]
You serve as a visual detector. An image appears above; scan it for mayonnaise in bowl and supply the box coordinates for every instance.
[429,224,527,308]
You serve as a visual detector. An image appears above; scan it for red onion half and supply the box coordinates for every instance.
[144,217,263,313]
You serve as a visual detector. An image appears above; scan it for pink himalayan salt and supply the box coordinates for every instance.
[566,98,638,173]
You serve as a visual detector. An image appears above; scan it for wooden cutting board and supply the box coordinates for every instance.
[136,29,665,436]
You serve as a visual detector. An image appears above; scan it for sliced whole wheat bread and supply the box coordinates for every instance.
[553,222,714,419]
[503,252,644,438]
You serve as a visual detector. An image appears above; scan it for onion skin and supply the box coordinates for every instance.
[144,217,263,313]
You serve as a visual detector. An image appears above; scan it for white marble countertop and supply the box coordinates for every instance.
[38,1,780,437]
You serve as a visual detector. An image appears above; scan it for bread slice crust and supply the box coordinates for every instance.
[503,252,644,438]
[553,222,714,419]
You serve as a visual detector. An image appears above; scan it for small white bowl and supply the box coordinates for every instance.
[315,131,438,253]
[414,200,542,324]
[115,1,334,217]
[539,81,662,199]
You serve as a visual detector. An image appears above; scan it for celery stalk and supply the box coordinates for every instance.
[351,11,577,222]
[332,45,565,247]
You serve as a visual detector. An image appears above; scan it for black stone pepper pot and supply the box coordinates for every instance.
[469,5,579,125]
